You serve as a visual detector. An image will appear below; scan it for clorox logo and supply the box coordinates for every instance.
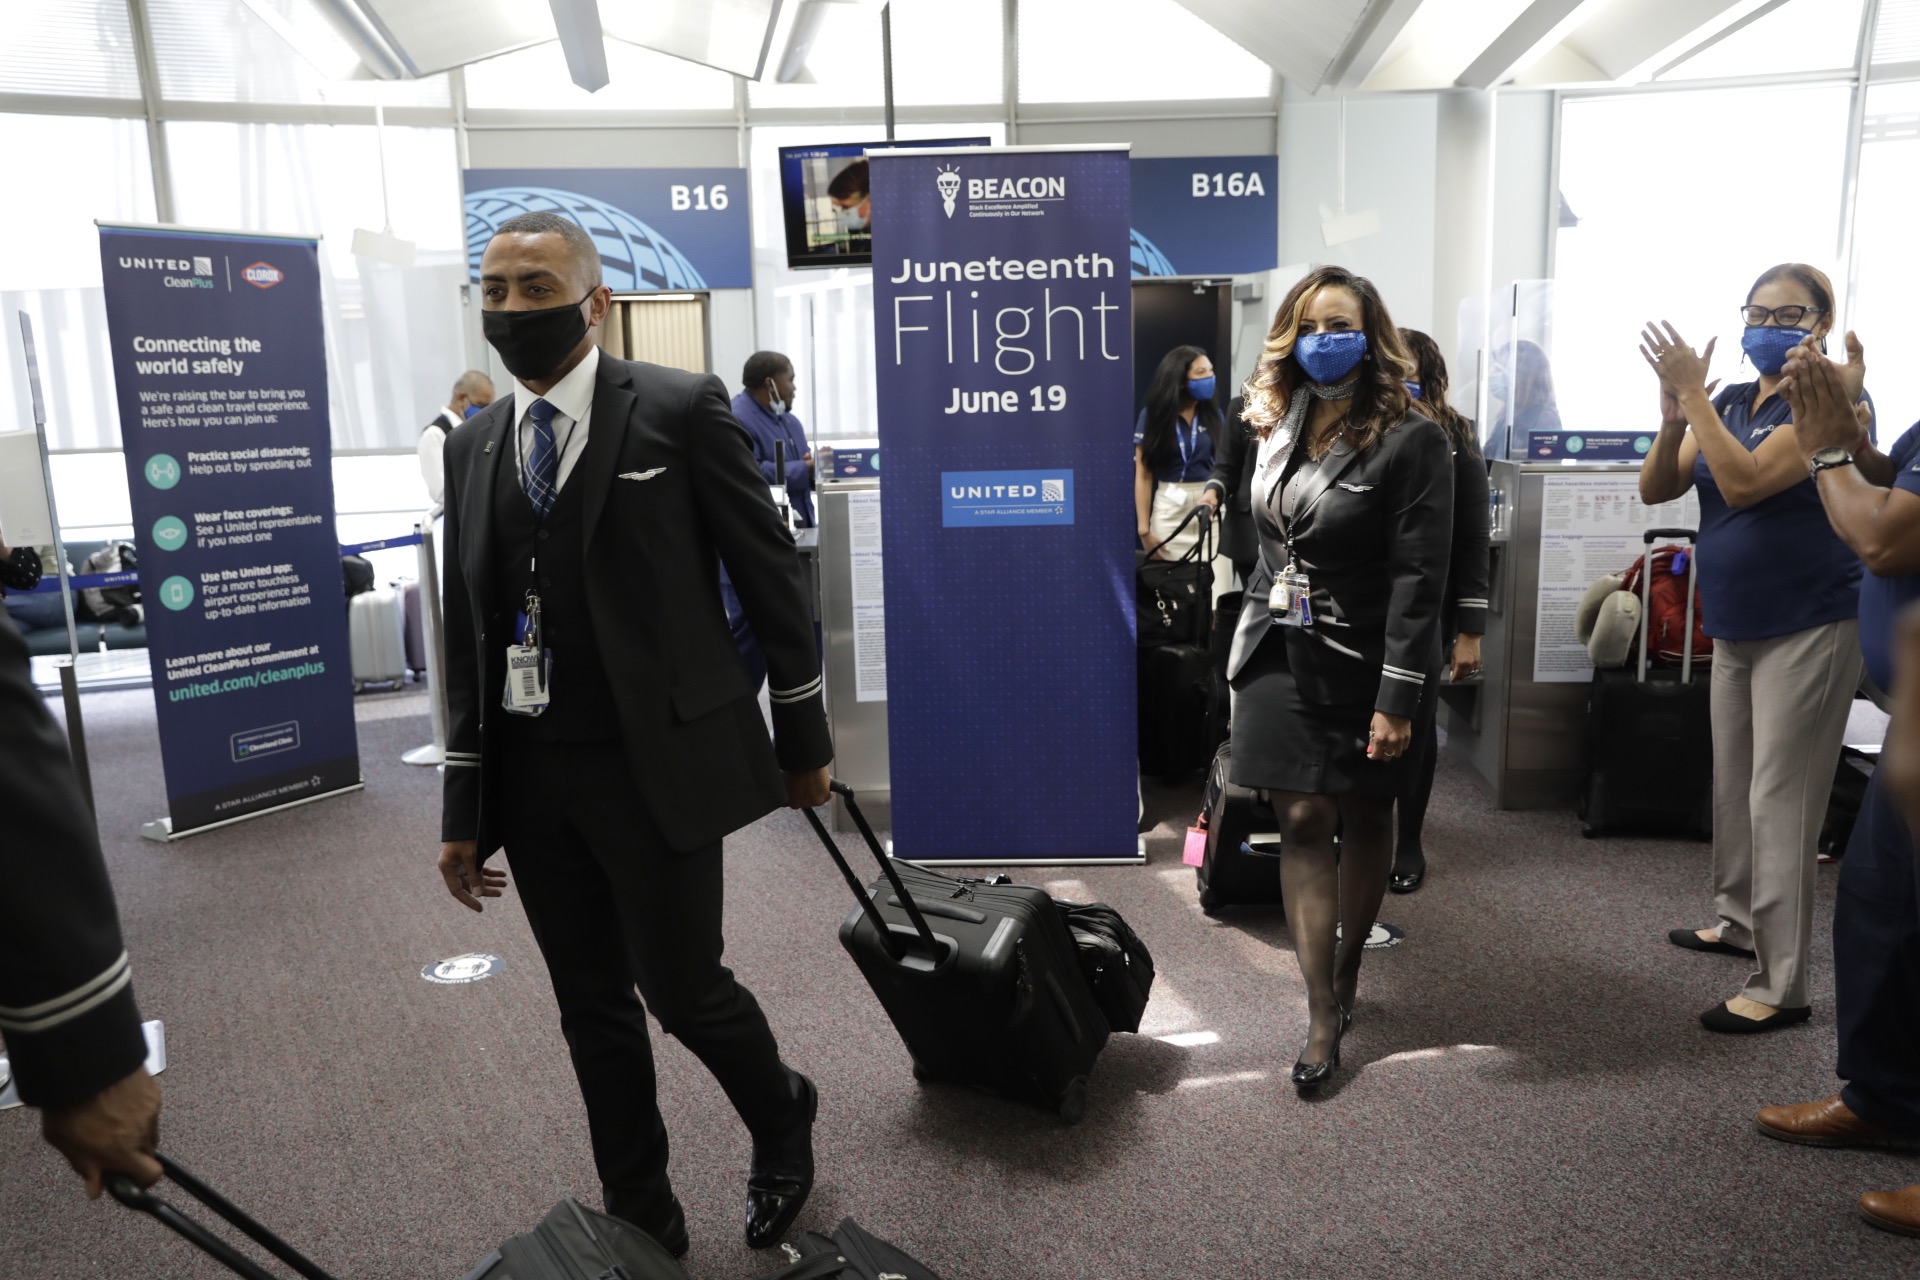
[241,262,284,289]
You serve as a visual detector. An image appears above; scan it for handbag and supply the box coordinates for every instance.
[1056,899,1156,1034]
[1136,504,1214,648]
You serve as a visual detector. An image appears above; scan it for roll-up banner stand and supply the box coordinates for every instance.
[97,223,361,840]
[869,145,1140,864]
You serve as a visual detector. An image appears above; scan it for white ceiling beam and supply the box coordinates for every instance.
[1171,0,1372,92]
[1560,0,1755,81]
[549,0,610,92]
[1455,0,1597,89]
[1327,0,1428,93]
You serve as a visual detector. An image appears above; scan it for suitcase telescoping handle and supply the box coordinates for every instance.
[800,780,940,963]
[107,1154,340,1280]
[1636,527,1699,684]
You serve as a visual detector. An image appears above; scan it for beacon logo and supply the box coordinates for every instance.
[241,262,284,289]
[936,165,962,218]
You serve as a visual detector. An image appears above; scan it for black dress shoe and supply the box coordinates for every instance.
[1389,860,1426,894]
[1700,1001,1812,1034]
[605,1190,689,1260]
[1291,1008,1349,1091]
[1668,927,1756,958]
[745,1071,817,1250]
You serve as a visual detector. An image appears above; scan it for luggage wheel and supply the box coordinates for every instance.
[910,1059,934,1084]
[1197,886,1223,916]
[1057,1077,1089,1125]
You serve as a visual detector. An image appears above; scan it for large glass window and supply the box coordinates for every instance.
[0,0,142,98]
[1018,0,1270,104]
[1848,80,1920,446]
[1656,0,1864,81]
[465,38,737,111]
[1552,85,1852,434]
[146,0,449,106]
[749,0,1003,110]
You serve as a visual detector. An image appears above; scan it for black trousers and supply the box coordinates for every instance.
[496,734,799,1204]
[1834,767,1920,1133]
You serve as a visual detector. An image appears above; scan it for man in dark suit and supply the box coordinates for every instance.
[0,608,162,1199]
[436,212,832,1257]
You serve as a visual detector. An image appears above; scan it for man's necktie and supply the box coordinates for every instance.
[524,397,559,519]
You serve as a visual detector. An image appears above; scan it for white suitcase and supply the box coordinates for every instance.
[349,587,407,691]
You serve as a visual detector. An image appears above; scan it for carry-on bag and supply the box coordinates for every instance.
[1135,504,1214,648]
[1138,507,1216,779]
[1056,900,1156,1034]
[801,782,1109,1122]
[766,1217,948,1280]
[109,1155,692,1280]
[1195,741,1285,914]
[399,578,427,676]
[1578,527,1713,839]
[348,585,407,691]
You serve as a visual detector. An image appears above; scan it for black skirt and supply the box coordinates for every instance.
[1228,630,1408,798]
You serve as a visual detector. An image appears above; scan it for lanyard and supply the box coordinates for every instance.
[1175,420,1194,474]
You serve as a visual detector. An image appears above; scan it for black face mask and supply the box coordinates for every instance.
[481,293,592,381]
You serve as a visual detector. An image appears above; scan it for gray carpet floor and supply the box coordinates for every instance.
[2,687,1915,1279]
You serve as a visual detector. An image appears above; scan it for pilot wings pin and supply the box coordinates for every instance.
[618,468,667,482]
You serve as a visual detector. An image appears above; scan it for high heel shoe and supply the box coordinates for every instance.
[1291,1007,1350,1091]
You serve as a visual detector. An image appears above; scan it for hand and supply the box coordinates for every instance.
[1640,323,1715,397]
[438,839,506,912]
[1837,330,1867,404]
[784,766,830,809]
[1199,488,1221,512]
[1449,633,1483,683]
[42,1067,161,1200]
[1366,712,1412,762]
[1780,343,1859,456]
[1658,380,1719,429]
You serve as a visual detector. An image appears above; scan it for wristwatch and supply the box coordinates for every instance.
[1809,446,1855,479]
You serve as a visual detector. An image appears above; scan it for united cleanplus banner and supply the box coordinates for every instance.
[870,146,1137,862]
[99,225,359,837]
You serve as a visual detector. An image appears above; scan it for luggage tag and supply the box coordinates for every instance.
[1268,562,1314,628]
[502,594,551,716]
[1183,814,1208,867]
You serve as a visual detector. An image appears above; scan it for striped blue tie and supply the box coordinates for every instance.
[524,397,559,518]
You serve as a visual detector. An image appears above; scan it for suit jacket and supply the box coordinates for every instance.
[0,609,147,1108]
[1203,395,1257,565]
[439,355,833,856]
[1444,440,1491,640]
[1227,411,1454,720]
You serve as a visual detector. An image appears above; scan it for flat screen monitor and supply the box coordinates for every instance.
[777,137,990,269]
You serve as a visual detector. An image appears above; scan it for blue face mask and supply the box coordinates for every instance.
[1295,330,1369,384]
[463,403,484,419]
[1741,324,1813,377]
[1187,375,1216,402]
[1405,381,1423,399]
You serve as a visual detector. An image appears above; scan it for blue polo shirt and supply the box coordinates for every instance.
[1691,381,1870,641]
[1133,409,1215,484]
[729,390,814,527]
[1859,422,1920,692]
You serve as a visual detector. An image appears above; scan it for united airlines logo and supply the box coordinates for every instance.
[119,254,217,290]
[241,262,284,289]
[936,165,961,218]
[941,469,1074,528]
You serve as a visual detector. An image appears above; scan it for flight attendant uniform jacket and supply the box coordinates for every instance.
[1226,411,1454,721]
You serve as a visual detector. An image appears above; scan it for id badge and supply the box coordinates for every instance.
[1268,565,1314,628]
[503,644,551,714]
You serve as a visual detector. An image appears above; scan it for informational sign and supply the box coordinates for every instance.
[99,225,359,836]
[846,490,887,703]
[870,145,1137,862]
[1128,155,1279,277]
[420,953,504,985]
[463,167,752,290]
[1534,473,1700,683]
[1526,431,1654,461]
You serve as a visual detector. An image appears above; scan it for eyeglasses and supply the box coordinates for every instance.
[1741,305,1824,327]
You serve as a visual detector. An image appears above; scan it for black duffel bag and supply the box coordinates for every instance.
[1136,504,1214,648]
[1057,899,1156,1034]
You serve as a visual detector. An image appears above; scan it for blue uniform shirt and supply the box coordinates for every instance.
[1858,421,1920,692]
[1133,408,1216,484]
[729,390,814,527]
[1690,381,1870,641]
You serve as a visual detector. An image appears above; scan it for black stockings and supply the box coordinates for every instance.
[1273,790,1395,1064]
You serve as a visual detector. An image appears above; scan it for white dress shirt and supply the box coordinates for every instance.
[512,345,599,494]
[418,405,459,506]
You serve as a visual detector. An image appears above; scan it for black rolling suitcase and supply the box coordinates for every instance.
[109,1156,690,1280]
[1138,507,1215,780]
[1579,527,1713,839]
[802,782,1109,1122]
[1195,741,1285,914]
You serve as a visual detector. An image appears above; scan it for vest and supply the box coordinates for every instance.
[491,446,622,742]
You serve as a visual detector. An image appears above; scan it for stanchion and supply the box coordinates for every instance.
[402,506,450,768]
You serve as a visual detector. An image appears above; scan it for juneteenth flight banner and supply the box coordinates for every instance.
[870,145,1137,862]
[98,224,359,838]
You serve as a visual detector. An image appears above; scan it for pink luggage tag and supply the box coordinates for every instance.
[1183,816,1208,867]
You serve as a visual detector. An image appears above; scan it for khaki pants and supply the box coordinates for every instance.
[1149,481,1232,604]
[1710,618,1861,1009]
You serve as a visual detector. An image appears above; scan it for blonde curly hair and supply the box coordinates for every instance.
[1240,266,1417,453]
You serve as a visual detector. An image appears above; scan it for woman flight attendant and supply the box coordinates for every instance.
[1135,346,1222,567]
[1228,267,1453,1089]
[1638,262,1879,1034]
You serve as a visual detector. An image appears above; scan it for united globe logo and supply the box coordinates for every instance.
[1128,228,1177,277]
[464,187,708,291]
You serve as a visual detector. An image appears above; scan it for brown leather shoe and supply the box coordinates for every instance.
[1859,1185,1920,1238]
[1756,1095,1920,1151]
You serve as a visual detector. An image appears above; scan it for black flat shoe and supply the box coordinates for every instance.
[1699,1002,1812,1034]
[1292,1009,1349,1091]
[605,1191,688,1260]
[745,1071,817,1249]
[1389,863,1426,894]
[1668,927,1756,958]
